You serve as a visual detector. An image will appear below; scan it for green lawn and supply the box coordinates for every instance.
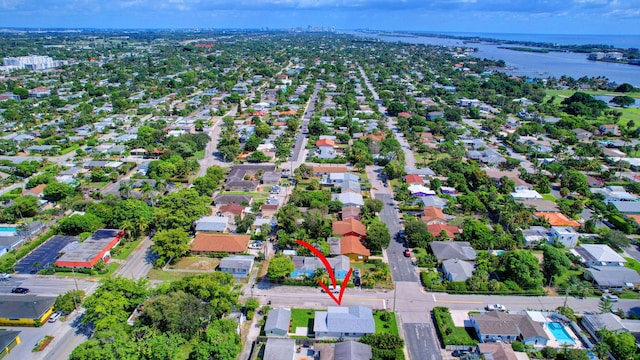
[111,238,142,260]
[57,263,119,278]
[552,269,584,288]
[544,89,640,127]
[146,269,201,282]
[373,311,399,336]
[541,193,557,201]
[290,308,315,336]
[625,257,640,275]
[350,262,394,289]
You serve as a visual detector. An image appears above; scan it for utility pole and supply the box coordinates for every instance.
[71,266,80,310]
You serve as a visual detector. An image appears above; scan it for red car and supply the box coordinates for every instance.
[403,249,411,257]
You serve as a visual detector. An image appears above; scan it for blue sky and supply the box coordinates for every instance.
[1,0,639,35]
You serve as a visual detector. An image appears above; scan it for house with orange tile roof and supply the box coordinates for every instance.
[218,203,246,222]
[404,174,424,185]
[422,206,447,225]
[332,218,367,238]
[190,234,250,254]
[427,224,461,238]
[362,132,385,142]
[316,138,336,159]
[22,184,46,198]
[533,212,580,227]
[338,235,370,261]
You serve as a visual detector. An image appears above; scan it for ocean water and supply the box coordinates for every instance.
[350,32,640,86]
[416,32,640,49]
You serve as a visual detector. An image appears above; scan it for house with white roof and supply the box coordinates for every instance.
[571,244,626,267]
[510,189,543,200]
[590,186,639,203]
[314,306,375,339]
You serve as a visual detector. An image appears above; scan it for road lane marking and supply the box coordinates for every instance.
[435,300,484,304]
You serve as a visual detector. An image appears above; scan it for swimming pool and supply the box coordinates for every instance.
[0,226,18,236]
[546,322,575,346]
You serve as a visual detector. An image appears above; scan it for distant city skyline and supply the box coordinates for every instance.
[1,0,639,35]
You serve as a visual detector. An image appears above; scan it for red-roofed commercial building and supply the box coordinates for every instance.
[55,229,124,268]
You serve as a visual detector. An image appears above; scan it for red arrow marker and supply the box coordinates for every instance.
[296,239,337,288]
[319,268,352,306]
[296,239,353,306]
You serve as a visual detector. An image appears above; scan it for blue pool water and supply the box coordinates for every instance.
[0,226,18,237]
[546,322,575,346]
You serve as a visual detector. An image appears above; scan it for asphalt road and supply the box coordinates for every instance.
[289,82,320,165]
[404,323,442,360]
[113,237,155,280]
[376,193,418,283]
[0,275,98,297]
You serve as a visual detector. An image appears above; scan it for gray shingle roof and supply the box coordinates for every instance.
[334,341,373,360]
[0,295,56,320]
[585,266,640,287]
[264,308,291,334]
[473,311,548,340]
[430,241,477,261]
[314,306,375,334]
[219,255,254,271]
[264,338,296,360]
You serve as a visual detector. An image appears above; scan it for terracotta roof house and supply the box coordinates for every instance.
[339,235,370,261]
[22,184,46,198]
[477,342,519,360]
[427,224,461,238]
[316,138,336,147]
[341,206,361,220]
[404,174,424,185]
[333,218,367,238]
[190,234,250,254]
[533,212,580,227]
[422,206,447,225]
[471,311,549,347]
[218,203,246,219]
[260,204,279,218]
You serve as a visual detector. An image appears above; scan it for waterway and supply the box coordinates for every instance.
[349,32,640,87]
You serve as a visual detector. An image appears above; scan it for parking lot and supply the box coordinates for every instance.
[14,235,77,274]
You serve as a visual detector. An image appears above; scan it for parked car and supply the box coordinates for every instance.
[321,285,341,294]
[11,287,29,294]
[601,293,619,302]
[403,249,411,257]
[48,311,64,323]
[485,304,506,311]
[452,349,471,357]
[0,273,10,281]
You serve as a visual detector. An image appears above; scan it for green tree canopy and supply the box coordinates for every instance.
[365,220,391,252]
[267,254,294,281]
[153,188,210,231]
[496,250,544,290]
[151,228,191,261]
[43,181,76,201]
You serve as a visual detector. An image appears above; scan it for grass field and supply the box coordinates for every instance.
[544,89,640,126]
[350,262,394,289]
[111,238,142,260]
[626,257,640,275]
[541,193,557,201]
[290,308,315,336]
[167,257,220,271]
[373,311,400,336]
[146,269,201,281]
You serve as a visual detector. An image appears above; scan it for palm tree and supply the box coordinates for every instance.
[120,220,135,240]
[141,181,154,203]
[119,181,132,199]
